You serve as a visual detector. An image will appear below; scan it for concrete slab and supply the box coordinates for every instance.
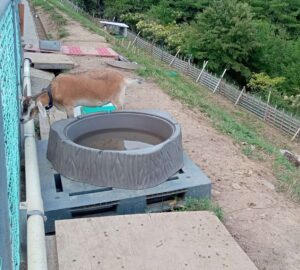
[22,0,39,47]
[24,52,77,70]
[55,212,258,270]
[30,68,54,95]
[46,236,58,270]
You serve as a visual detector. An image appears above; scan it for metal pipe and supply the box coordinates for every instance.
[23,58,48,270]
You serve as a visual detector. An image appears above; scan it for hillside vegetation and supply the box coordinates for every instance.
[75,0,300,115]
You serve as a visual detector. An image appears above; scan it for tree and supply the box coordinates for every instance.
[250,21,300,95]
[246,0,300,38]
[183,0,258,81]
[248,73,285,103]
[284,93,300,115]
[146,0,210,24]
[103,0,156,19]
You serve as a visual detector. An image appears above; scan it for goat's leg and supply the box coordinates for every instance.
[46,110,51,125]
[65,107,74,118]
[113,101,123,110]
[111,87,125,110]
[111,96,124,110]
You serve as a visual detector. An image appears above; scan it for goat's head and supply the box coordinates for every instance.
[20,86,47,123]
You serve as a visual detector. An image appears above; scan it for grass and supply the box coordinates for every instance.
[58,28,69,38]
[31,0,69,39]
[33,0,300,201]
[178,197,224,221]
[47,0,111,40]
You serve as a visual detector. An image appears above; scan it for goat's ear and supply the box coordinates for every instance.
[37,101,47,117]
[23,85,28,97]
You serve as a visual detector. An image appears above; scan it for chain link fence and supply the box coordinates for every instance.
[0,0,22,269]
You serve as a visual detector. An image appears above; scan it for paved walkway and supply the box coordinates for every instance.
[22,0,39,46]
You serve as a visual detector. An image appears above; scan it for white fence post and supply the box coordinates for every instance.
[169,49,180,66]
[196,60,208,83]
[126,41,132,50]
[128,31,140,49]
[264,105,269,121]
[291,127,300,141]
[213,69,227,93]
[186,56,192,74]
[234,86,245,106]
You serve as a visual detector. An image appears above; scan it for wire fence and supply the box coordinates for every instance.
[0,1,22,269]
[61,0,300,141]
[126,31,300,140]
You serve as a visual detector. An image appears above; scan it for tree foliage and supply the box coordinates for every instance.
[246,0,300,38]
[248,73,285,92]
[96,0,300,114]
[183,0,258,80]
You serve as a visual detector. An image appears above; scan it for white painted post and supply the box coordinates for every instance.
[291,127,300,141]
[213,69,227,93]
[234,86,245,106]
[267,89,272,105]
[169,49,180,66]
[186,56,192,73]
[126,41,132,50]
[280,109,285,130]
[196,61,208,83]
[128,31,140,49]
[150,41,154,55]
[264,104,269,121]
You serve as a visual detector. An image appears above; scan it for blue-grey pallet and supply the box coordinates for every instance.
[37,141,211,233]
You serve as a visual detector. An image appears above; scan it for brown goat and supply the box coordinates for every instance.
[21,68,141,123]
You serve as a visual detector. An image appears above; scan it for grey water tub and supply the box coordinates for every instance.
[47,110,183,189]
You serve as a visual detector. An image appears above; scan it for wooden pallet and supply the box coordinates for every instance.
[37,141,211,233]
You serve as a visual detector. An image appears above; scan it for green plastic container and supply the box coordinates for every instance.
[81,103,116,115]
[166,70,178,77]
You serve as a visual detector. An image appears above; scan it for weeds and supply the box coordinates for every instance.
[31,0,69,39]
[58,28,68,38]
[46,0,111,40]
[178,197,224,221]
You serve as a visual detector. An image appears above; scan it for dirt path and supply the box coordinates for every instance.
[35,7,300,270]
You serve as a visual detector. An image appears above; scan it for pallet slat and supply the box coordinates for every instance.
[37,141,211,233]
